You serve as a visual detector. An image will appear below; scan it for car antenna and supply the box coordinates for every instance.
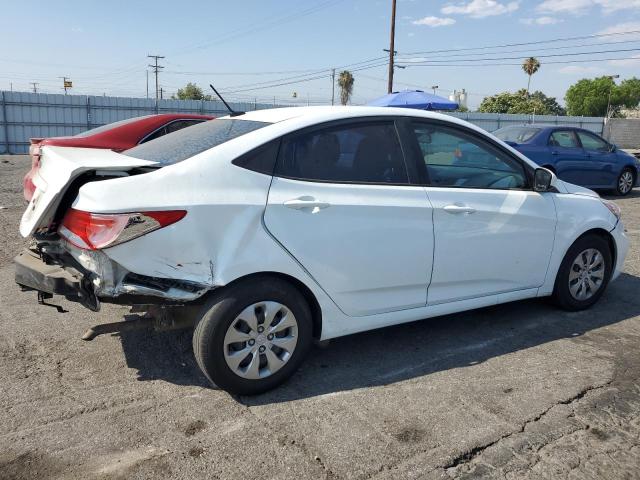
[210,84,245,117]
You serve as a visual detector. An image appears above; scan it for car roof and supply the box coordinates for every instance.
[229,106,491,135]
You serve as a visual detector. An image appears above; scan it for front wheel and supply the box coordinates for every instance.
[193,277,313,395]
[552,234,612,311]
[616,168,635,196]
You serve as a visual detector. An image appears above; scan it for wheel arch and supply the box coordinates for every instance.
[572,228,617,270]
[216,271,323,340]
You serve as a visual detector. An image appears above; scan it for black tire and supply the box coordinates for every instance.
[193,276,313,395]
[615,168,635,196]
[552,234,612,311]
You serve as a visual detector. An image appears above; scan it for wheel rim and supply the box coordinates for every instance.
[619,171,633,194]
[223,301,298,380]
[568,248,605,301]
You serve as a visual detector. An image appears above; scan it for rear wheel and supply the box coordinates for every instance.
[616,168,635,196]
[193,277,313,395]
[552,234,612,311]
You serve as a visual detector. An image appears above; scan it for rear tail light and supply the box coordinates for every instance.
[58,209,186,250]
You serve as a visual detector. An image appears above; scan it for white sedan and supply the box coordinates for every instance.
[15,106,629,394]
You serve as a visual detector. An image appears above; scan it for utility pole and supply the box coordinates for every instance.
[387,0,397,94]
[146,70,149,99]
[30,82,39,93]
[331,68,336,105]
[148,54,165,112]
[160,87,164,100]
[431,85,439,95]
[606,74,620,120]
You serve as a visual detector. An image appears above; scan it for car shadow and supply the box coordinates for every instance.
[602,189,640,200]
[116,272,640,401]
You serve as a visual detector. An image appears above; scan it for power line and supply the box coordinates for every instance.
[398,47,640,65]
[395,56,640,67]
[401,29,640,56]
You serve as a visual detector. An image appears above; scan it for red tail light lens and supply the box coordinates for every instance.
[59,209,186,250]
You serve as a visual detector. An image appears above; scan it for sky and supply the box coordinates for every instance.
[1,0,640,109]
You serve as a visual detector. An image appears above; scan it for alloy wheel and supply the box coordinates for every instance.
[619,171,634,195]
[568,248,605,301]
[223,301,298,380]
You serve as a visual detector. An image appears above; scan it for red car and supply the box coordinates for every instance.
[24,113,214,201]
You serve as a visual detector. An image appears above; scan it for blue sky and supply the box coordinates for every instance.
[2,0,640,108]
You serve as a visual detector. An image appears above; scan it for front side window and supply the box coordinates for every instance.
[276,122,408,184]
[577,131,609,152]
[412,122,527,190]
[549,130,579,148]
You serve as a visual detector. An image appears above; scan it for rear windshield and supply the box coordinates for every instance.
[75,116,154,137]
[493,126,541,144]
[123,118,270,165]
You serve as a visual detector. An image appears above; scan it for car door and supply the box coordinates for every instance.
[547,129,593,185]
[575,130,618,187]
[264,119,434,317]
[408,120,557,305]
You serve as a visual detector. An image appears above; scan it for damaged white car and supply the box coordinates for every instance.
[16,106,629,394]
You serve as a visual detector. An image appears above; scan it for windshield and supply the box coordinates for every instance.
[123,118,270,165]
[493,126,541,144]
[74,116,154,137]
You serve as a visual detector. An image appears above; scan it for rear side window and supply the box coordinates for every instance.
[549,131,579,148]
[232,140,280,175]
[123,118,269,165]
[275,122,408,184]
[493,126,541,143]
[74,115,155,137]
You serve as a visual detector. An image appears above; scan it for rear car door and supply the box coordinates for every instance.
[547,130,593,185]
[408,120,556,305]
[575,130,618,187]
[264,119,434,317]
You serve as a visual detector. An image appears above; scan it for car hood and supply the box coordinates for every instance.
[558,180,600,198]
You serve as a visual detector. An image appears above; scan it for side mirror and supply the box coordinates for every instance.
[609,144,617,153]
[534,167,555,192]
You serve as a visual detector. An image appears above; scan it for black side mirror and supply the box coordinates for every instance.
[534,168,553,192]
[609,144,617,153]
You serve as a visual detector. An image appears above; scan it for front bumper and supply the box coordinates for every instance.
[610,220,629,282]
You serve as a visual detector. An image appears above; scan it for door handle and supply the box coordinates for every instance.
[443,204,476,215]
[283,197,330,211]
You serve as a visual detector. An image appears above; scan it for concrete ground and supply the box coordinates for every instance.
[1,155,639,480]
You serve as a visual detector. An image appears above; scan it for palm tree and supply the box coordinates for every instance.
[337,70,354,105]
[522,57,541,95]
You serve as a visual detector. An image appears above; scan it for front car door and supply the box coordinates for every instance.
[547,129,593,186]
[264,119,434,317]
[575,130,619,187]
[407,120,557,305]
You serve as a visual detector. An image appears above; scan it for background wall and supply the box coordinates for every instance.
[0,91,608,154]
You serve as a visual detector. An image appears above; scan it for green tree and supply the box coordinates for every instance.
[565,76,640,117]
[337,70,354,105]
[522,57,541,95]
[174,83,211,101]
[478,89,564,115]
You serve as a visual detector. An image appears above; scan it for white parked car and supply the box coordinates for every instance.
[15,107,629,394]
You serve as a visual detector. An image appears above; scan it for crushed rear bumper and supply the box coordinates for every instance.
[14,247,99,310]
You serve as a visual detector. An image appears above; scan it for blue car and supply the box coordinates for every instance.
[493,125,639,196]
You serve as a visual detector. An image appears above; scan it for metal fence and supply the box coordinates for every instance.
[447,112,605,134]
[0,91,285,154]
[0,90,606,154]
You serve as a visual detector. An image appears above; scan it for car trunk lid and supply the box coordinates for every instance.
[20,146,157,237]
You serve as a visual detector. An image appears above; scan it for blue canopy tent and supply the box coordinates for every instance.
[367,90,458,110]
